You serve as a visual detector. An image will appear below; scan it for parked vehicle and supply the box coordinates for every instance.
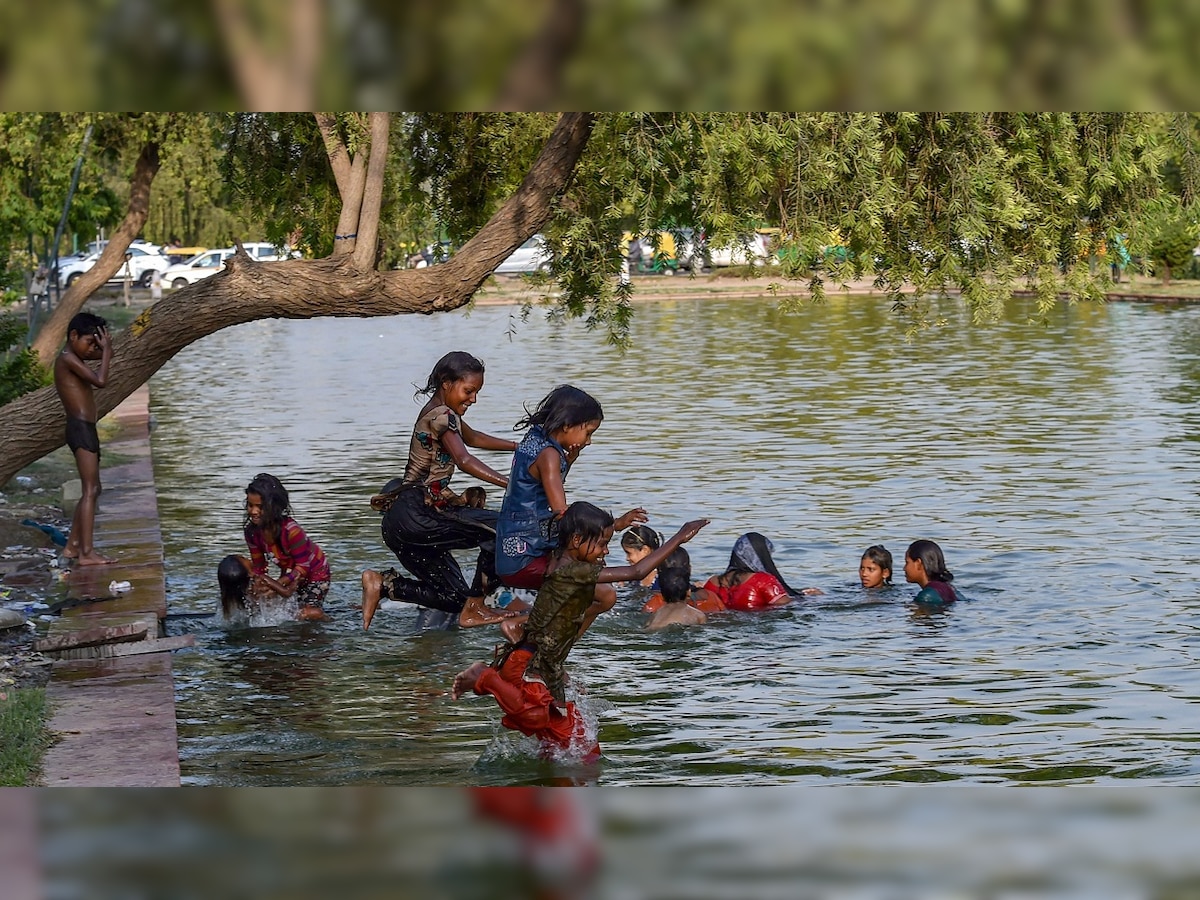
[625,231,680,275]
[495,235,551,274]
[56,244,174,289]
[162,243,295,289]
[162,248,236,288]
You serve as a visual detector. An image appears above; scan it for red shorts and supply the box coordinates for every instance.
[473,648,598,758]
[499,556,550,590]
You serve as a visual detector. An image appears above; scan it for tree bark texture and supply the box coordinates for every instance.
[31,142,162,367]
[0,113,595,487]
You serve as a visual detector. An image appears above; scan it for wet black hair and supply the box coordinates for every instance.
[620,525,661,552]
[556,501,614,553]
[906,539,953,582]
[657,548,692,603]
[67,311,107,338]
[725,532,803,598]
[515,384,603,437]
[417,351,485,399]
[218,554,250,618]
[861,544,894,585]
[244,472,291,542]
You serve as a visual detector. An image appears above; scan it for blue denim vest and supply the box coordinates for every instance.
[496,426,569,576]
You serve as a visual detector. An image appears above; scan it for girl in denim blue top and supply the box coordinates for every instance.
[496,385,647,595]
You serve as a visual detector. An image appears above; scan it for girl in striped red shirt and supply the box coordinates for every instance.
[243,473,331,622]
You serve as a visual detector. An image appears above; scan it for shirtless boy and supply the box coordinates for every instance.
[54,312,113,566]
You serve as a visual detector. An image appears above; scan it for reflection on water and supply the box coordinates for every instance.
[150,294,1200,785]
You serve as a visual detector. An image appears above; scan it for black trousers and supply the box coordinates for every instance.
[378,487,499,618]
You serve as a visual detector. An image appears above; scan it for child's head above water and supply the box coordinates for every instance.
[859,545,893,588]
[904,539,953,585]
[621,524,661,565]
[656,548,692,603]
[461,486,487,508]
[218,554,250,617]
[557,501,615,563]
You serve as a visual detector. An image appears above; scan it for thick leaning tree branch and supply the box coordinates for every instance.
[30,141,161,367]
[0,112,596,487]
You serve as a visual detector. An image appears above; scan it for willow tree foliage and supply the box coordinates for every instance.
[0,111,1187,486]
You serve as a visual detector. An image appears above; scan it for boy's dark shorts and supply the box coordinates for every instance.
[65,416,100,457]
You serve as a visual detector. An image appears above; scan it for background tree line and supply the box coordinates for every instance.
[1,111,1199,486]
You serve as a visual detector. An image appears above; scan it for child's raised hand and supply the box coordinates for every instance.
[614,507,649,530]
[675,518,710,544]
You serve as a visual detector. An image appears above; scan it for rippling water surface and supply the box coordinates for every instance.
[149,292,1200,785]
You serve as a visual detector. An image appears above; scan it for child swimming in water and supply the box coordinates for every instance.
[621,525,662,588]
[702,532,822,609]
[904,539,966,604]
[644,548,709,630]
[859,544,893,590]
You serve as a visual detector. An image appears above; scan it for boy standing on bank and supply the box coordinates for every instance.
[54,312,114,566]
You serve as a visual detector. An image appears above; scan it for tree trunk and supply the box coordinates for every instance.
[0,113,596,487]
[31,142,162,367]
[1162,263,1172,285]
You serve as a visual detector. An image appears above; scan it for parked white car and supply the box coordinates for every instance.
[162,248,236,288]
[495,235,551,274]
[57,244,174,288]
[163,243,296,288]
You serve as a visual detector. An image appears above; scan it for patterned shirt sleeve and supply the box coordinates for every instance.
[280,519,314,582]
[245,527,268,575]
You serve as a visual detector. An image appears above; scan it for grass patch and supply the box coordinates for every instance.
[0,687,52,786]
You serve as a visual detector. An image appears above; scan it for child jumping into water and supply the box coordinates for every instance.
[496,385,647,599]
[454,502,708,758]
[243,473,331,621]
[859,544,894,590]
[362,351,518,631]
[904,539,965,604]
[54,312,113,566]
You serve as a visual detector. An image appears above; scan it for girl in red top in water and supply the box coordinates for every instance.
[243,473,331,621]
[701,532,821,610]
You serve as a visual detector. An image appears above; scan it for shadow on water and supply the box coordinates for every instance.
[149,294,1200,784]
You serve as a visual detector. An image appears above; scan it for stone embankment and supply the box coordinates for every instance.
[39,385,186,786]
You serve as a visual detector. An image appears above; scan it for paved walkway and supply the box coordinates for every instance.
[40,385,182,786]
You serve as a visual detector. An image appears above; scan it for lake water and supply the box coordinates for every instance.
[148,291,1200,785]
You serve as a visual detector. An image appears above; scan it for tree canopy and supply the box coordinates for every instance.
[0,111,1196,486]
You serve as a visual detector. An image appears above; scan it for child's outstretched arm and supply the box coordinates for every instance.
[598,519,710,584]
[459,420,519,453]
[440,428,509,489]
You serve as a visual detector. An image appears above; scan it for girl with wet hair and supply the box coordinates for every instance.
[904,539,966,604]
[620,525,662,587]
[859,544,894,589]
[496,384,648,592]
[362,351,519,632]
[701,532,822,610]
[243,473,331,621]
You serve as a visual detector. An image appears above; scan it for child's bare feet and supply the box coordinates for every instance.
[457,595,521,628]
[452,661,488,700]
[361,569,383,631]
[75,550,115,566]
